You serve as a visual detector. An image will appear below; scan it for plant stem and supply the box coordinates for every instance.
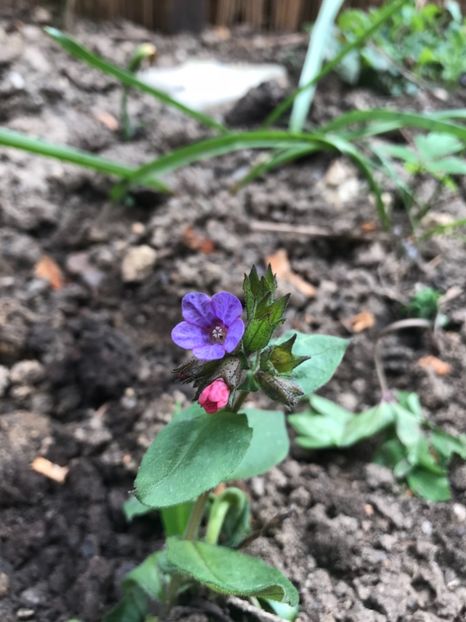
[373,318,432,398]
[183,491,209,540]
[232,390,248,412]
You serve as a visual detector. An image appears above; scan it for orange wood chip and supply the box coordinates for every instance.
[348,310,375,333]
[182,226,215,254]
[417,355,452,376]
[267,249,316,298]
[34,255,64,289]
[31,457,69,484]
[94,110,119,131]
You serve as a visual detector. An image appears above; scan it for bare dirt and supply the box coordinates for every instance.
[1,11,466,622]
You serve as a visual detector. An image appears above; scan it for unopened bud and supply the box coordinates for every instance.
[199,378,230,414]
[255,371,303,410]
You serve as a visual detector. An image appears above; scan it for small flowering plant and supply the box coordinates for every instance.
[106,267,348,621]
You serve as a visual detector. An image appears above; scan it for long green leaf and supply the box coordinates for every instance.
[290,0,345,132]
[321,109,466,141]
[120,130,334,187]
[0,127,168,191]
[264,0,409,127]
[45,27,226,134]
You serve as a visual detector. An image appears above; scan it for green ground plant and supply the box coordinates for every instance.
[101,267,348,620]
[328,1,466,94]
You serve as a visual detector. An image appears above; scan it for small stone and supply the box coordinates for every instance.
[121,245,157,283]
[451,464,466,491]
[10,360,45,385]
[0,366,9,396]
[365,463,395,489]
[0,572,10,598]
[421,520,433,536]
[16,609,35,620]
[452,503,466,522]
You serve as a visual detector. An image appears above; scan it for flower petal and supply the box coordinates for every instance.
[192,343,226,361]
[211,291,243,326]
[182,292,215,328]
[171,321,208,349]
[224,318,245,353]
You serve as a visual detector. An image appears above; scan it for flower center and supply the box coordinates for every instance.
[210,323,227,344]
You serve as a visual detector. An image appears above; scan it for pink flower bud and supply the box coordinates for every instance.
[199,378,230,414]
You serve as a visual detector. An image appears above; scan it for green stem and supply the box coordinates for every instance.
[183,491,210,540]
[232,390,248,412]
[205,499,230,545]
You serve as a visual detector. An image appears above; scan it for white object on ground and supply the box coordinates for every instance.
[139,59,287,112]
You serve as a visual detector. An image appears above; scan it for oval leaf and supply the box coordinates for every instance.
[135,411,252,508]
[167,538,299,606]
[275,332,349,395]
[229,408,289,480]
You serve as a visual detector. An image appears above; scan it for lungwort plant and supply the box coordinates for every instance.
[105,267,348,621]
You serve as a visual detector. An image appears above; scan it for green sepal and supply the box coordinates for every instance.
[255,371,304,410]
[262,333,309,374]
[243,295,290,353]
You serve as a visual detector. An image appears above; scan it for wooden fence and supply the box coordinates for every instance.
[2,0,458,32]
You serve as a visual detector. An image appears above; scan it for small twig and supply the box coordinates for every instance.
[373,318,433,398]
[249,219,389,242]
[227,595,285,622]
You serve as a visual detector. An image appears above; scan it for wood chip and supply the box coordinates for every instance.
[417,355,452,376]
[93,110,119,131]
[345,310,375,333]
[267,249,316,298]
[31,457,69,484]
[34,255,64,289]
[182,226,215,254]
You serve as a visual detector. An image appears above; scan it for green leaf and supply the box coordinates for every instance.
[160,502,194,537]
[374,437,407,470]
[393,403,423,463]
[103,552,165,622]
[229,408,289,480]
[264,0,409,127]
[290,0,345,131]
[342,402,394,447]
[135,411,252,508]
[407,467,451,501]
[289,398,393,449]
[274,331,348,396]
[166,539,299,606]
[102,589,148,622]
[431,429,466,460]
[0,128,168,192]
[123,495,154,522]
[414,133,464,160]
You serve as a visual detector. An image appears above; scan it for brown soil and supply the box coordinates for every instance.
[1,12,466,622]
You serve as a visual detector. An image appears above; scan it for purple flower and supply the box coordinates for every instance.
[171,291,245,361]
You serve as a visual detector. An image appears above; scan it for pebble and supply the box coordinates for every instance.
[10,360,45,385]
[0,366,9,397]
[121,245,157,283]
[452,503,466,522]
[16,609,35,620]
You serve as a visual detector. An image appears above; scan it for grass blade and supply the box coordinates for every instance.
[264,0,408,128]
[45,27,227,134]
[289,0,345,132]
[0,127,169,192]
[321,109,466,140]
[420,218,466,240]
